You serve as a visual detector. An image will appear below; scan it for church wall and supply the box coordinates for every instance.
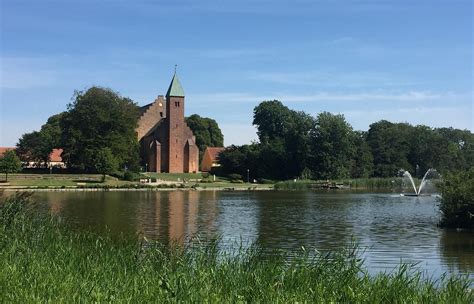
[136,96,166,141]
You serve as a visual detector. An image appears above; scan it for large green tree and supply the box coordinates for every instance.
[61,87,140,172]
[16,112,65,166]
[253,100,314,179]
[185,114,224,159]
[366,121,412,177]
[0,150,22,182]
[309,112,355,179]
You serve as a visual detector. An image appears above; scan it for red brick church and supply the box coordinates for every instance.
[136,73,199,173]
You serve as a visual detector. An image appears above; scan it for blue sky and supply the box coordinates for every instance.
[1,0,472,146]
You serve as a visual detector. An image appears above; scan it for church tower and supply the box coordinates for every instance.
[166,72,186,173]
[137,71,198,173]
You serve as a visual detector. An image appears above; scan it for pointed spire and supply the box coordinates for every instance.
[166,68,185,97]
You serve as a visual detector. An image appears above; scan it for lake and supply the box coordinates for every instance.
[32,190,473,280]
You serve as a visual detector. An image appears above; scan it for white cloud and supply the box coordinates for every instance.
[189,90,464,105]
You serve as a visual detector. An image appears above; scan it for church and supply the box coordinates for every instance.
[136,73,199,173]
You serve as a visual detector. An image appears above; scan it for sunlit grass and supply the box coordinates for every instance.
[1,193,472,302]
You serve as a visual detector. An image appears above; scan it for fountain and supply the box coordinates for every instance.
[399,168,441,197]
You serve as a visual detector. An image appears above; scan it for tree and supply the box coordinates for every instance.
[351,131,374,178]
[61,87,140,172]
[253,100,295,143]
[366,121,412,177]
[434,128,474,173]
[253,101,314,179]
[0,150,22,182]
[439,169,474,229]
[93,148,119,182]
[218,144,262,179]
[309,112,355,179]
[16,112,65,166]
[185,114,224,159]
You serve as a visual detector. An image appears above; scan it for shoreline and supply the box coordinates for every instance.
[0,185,275,192]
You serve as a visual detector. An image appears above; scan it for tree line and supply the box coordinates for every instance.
[218,100,474,180]
[14,87,223,174]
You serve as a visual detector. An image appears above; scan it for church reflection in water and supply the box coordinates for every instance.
[135,191,219,245]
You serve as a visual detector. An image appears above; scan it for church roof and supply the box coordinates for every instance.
[166,73,185,97]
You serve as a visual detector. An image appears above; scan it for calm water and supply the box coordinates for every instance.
[32,190,473,279]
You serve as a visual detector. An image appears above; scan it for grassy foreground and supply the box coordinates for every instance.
[1,194,472,303]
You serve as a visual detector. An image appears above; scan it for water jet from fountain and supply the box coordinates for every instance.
[399,168,441,196]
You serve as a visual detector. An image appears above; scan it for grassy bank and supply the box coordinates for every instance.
[1,193,472,302]
[0,173,274,191]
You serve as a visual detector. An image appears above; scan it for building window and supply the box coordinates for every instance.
[160,112,163,117]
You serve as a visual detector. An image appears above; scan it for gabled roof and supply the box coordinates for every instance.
[205,147,225,160]
[166,73,185,97]
[49,149,63,162]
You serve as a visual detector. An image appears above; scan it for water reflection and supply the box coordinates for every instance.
[32,190,473,280]
[439,229,474,275]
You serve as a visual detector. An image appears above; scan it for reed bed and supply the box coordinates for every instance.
[275,178,404,190]
[0,193,472,303]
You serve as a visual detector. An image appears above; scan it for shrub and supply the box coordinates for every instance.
[257,178,274,184]
[123,171,139,181]
[439,169,474,229]
[228,173,242,182]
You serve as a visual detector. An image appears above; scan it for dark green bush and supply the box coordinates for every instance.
[439,169,474,229]
[228,173,243,182]
[123,171,140,181]
[257,178,274,184]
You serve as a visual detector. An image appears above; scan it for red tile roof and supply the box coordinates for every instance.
[206,147,225,160]
[49,149,63,162]
[0,147,15,156]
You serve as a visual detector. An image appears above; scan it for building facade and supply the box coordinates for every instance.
[137,73,199,173]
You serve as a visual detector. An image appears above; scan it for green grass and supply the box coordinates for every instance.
[1,173,142,188]
[144,172,204,181]
[0,193,472,302]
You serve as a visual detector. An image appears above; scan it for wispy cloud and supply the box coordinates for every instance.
[189,90,465,104]
[248,71,422,88]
